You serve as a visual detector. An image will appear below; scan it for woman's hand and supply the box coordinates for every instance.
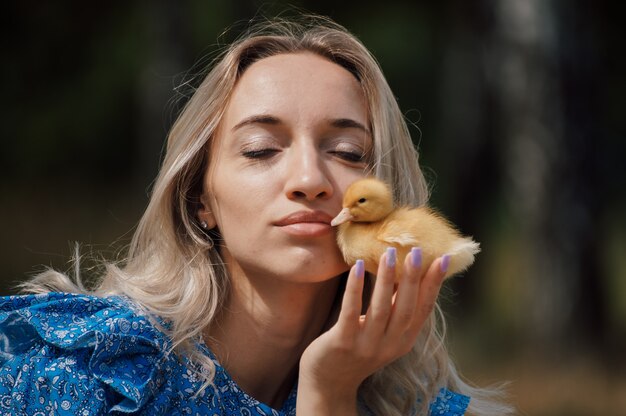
[296,247,449,415]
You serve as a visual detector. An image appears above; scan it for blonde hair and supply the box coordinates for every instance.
[23,15,513,416]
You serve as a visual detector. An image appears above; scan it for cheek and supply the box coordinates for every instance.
[208,171,275,233]
[335,168,369,195]
[212,187,258,224]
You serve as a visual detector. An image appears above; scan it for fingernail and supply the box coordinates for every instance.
[386,247,396,268]
[355,259,365,279]
[440,254,451,274]
[411,247,422,268]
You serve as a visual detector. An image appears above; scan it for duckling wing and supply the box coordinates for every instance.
[377,231,419,246]
[376,216,420,247]
[375,207,436,247]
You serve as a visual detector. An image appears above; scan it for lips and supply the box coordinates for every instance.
[274,211,334,226]
[274,211,334,237]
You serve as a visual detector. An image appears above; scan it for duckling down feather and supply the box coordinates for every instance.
[331,178,480,281]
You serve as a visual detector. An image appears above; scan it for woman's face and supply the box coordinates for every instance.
[201,52,371,284]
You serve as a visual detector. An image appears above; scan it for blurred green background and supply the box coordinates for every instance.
[2,1,625,414]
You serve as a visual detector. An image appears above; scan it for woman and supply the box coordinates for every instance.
[0,16,512,415]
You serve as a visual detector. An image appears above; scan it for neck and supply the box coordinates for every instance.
[205,255,341,408]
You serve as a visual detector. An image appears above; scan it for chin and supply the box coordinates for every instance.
[223,243,349,283]
[301,264,349,283]
[271,254,349,284]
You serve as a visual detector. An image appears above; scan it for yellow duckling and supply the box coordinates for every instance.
[331,178,480,280]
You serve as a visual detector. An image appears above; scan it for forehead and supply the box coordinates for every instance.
[223,52,368,125]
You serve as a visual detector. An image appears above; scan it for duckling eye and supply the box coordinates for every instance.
[358,198,367,204]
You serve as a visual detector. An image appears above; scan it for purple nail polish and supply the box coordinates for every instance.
[386,247,396,268]
[355,259,365,279]
[411,247,422,268]
[440,254,451,273]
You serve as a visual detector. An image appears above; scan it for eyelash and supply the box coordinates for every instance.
[241,149,279,159]
[330,150,366,163]
[241,148,366,163]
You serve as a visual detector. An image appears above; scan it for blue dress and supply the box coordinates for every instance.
[0,293,470,415]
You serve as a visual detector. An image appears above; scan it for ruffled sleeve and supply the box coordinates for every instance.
[429,388,470,416]
[0,292,173,415]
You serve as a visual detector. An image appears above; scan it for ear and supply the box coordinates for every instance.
[197,193,217,230]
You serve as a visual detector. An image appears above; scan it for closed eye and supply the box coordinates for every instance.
[241,149,280,159]
[329,150,366,163]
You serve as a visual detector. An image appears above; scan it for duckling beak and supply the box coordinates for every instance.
[331,208,354,226]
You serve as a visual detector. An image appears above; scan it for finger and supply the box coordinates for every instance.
[407,254,448,340]
[363,247,397,336]
[386,247,422,336]
[337,260,365,336]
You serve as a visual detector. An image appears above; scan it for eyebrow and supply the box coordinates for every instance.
[232,114,370,136]
[329,118,371,136]
[232,115,281,132]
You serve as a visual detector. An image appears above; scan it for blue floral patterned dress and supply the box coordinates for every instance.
[0,293,469,415]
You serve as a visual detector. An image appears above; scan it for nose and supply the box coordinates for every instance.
[284,142,333,201]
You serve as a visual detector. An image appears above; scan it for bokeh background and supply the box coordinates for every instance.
[2,1,625,414]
